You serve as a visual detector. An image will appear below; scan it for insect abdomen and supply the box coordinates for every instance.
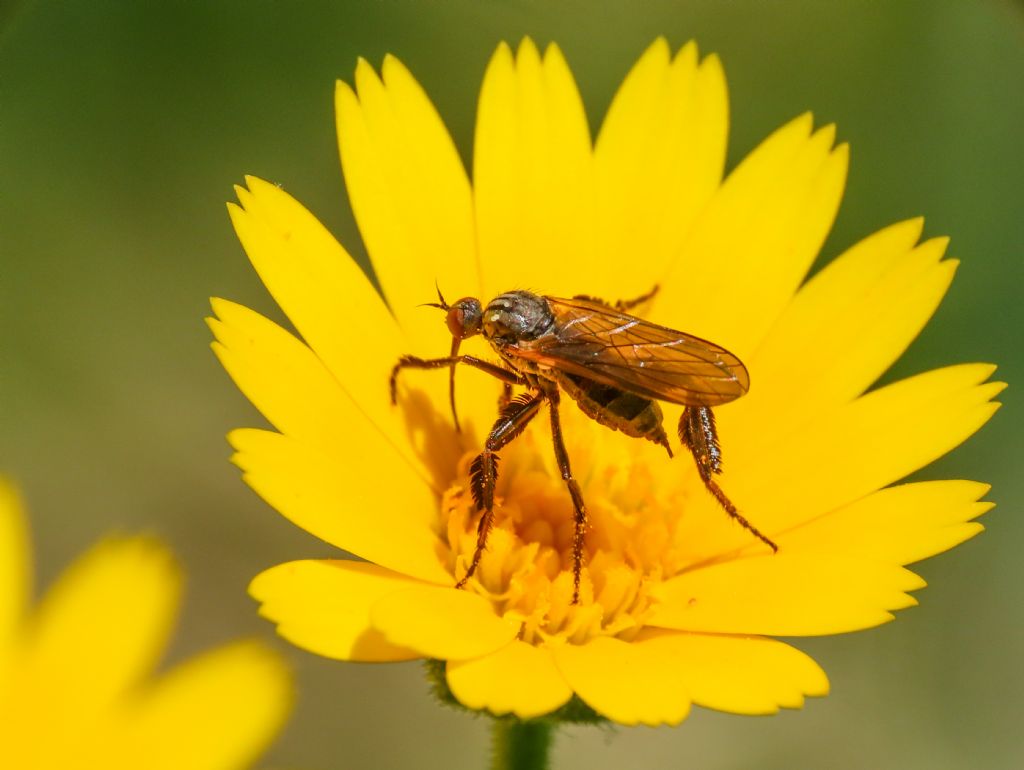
[555,372,671,452]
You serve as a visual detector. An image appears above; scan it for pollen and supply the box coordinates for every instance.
[442,410,691,645]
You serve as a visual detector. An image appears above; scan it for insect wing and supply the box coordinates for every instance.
[512,297,750,407]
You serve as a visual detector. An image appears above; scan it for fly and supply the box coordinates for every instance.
[389,286,777,604]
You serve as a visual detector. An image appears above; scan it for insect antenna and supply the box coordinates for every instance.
[419,281,450,310]
[436,282,462,432]
[416,283,462,431]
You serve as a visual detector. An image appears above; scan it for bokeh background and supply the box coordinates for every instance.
[2,1,1022,768]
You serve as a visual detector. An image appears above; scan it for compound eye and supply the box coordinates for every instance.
[446,298,482,339]
[446,306,465,338]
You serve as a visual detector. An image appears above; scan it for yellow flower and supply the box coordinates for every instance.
[212,39,1002,725]
[0,479,292,768]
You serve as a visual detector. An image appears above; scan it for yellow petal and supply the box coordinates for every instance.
[653,114,848,359]
[682,363,1004,561]
[230,428,449,584]
[20,538,179,710]
[729,219,956,432]
[649,553,925,635]
[594,39,728,298]
[0,478,30,654]
[370,584,521,660]
[209,299,433,487]
[229,177,458,458]
[446,640,572,718]
[335,55,479,349]
[640,631,828,715]
[336,58,498,434]
[778,480,991,565]
[473,40,596,298]
[551,636,691,726]
[126,640,291,770]
[250,560,421,662]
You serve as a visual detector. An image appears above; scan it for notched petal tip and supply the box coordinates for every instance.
[791,111,815,136]
[814,122,837,147]
[651,34,672,52]
[696,49,723,75]
[354,56,384,100]
[516,36,540,61]
[334,76,356,100]
[207,295,234,318]
[678,38,698,59]
[542,40,566,61]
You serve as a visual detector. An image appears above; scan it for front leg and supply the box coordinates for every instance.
[456,392,545,590]
[389,354,526,405]
[679,406,778,553]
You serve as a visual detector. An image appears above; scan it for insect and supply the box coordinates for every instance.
[389,287,777,604]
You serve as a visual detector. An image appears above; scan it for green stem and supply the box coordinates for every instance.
[491,718,554,770]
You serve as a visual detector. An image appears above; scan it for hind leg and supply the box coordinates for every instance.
[679,406,777,553]
[573,284,659,312]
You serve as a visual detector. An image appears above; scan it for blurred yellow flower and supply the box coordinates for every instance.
[0,479,292,768]
[212,38,1002,725]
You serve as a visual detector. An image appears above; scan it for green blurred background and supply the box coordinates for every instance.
[2,1,1022,767]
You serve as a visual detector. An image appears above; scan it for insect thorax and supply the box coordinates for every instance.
[482,291,555,345]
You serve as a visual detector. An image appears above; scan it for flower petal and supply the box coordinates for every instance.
[729,218,956,433]
[551,636,691,726]
[370,584,521,660]
[229,178,460,462]
[641,631,829,715]
[126,640,291,770]
[335,56,478,348]
[681,363,1004,562]
[209,299,434,487]
[21,538,179,709]
[474,39,596,298]
[653,114,848,358]
[0,478,30,653]
[446,640,572,718]
[229,428,449,583]
[249,560,421,662]
[649,553,924,636]
[594,39,727,299]
[778,480,991,565]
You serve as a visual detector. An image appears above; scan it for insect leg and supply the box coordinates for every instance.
[572,284,660,312]
[544,386,588,605]
[498,382,514,411]
[614,284,660,311]
[679,406,778,553]
[456,392,544,590]
[389,355,526,406]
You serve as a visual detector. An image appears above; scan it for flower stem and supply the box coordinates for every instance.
[491,718,554,770]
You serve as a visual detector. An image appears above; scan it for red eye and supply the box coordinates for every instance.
[446,307,465,338]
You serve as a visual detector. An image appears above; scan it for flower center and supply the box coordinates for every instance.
[440,408,698,645]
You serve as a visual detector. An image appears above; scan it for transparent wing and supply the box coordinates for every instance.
[510,296,749,407]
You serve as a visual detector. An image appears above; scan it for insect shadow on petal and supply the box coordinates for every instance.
[389,286,777,604]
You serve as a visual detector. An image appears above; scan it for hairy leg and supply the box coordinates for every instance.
[573,284,660,312]
[456,392,545,590]
[545,387,589,604]
[679,406,778,553]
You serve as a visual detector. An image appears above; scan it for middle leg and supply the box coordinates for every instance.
[544,385,589,605]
